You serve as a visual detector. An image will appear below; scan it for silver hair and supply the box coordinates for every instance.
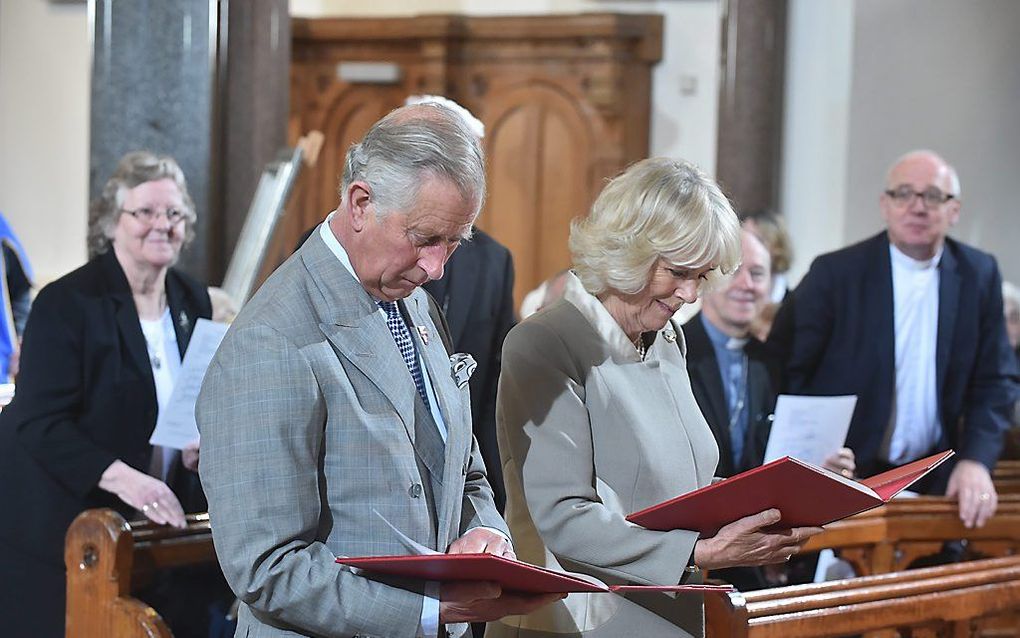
[570,157,742,296]
[340,103,486,219]
[887,149,962,197]
[87,151,197,258]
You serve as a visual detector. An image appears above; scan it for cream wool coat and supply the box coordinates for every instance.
[487,274,719,638]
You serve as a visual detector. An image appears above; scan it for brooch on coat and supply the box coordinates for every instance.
[449,352,477,389]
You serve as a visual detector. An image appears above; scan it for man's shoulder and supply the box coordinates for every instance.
[679,312,712,360]
[944,236,999,276]
[811,232,887,269]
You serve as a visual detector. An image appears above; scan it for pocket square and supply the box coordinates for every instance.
[450,353,477,389]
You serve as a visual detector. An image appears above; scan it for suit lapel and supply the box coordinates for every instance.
[407,292,466,547]
[99,251,155,383]
[684,316,734,470]
[936,243,960,399]
[165,272,197,357]
[303,238,419,443]
[869,235,897,398]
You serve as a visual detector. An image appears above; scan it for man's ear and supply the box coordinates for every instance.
[947,199,962,227]
[345,182,373,232]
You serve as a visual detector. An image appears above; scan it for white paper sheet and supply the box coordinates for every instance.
[149,319,229,449]
[762,394,857,466]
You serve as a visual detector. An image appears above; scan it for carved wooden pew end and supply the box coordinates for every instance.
[64,508,214,638]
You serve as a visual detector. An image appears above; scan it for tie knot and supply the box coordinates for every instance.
[377,300,400,317]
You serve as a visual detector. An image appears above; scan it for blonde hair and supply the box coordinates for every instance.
[569,157,741,296]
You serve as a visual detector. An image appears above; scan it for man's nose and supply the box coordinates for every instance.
[418,245,447,282]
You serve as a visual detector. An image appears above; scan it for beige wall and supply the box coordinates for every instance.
[844,0,1020,284]
[782,0,1020,286]
[0,0,89,286]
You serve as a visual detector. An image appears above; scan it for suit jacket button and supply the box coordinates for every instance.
[409,483,423,498]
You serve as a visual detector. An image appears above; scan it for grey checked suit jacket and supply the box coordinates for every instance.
[198,233,506,638]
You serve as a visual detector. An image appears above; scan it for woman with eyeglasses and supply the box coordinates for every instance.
[486,158,822,638]
[0,151,224,637]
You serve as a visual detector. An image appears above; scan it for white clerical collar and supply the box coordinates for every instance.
[318,210,359,281]
[889,242,943,272]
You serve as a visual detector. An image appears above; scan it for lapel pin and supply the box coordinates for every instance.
[662,329,677,343]
[416,325,430,346]
[178,310,190,332]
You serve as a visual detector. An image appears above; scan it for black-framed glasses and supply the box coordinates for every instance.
[883,186,955,208]
[120,207,186,224]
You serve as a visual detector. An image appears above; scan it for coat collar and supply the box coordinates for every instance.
[97,249,199,376]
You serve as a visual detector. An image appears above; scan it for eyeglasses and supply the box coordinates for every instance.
[120,207,186,224]
[884,186,955,208]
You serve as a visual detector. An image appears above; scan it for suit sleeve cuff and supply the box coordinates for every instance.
[419,581,440,638]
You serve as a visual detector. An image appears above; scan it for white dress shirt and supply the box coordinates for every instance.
[887,243,942,464]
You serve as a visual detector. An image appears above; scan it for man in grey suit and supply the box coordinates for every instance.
[197,104,558,637]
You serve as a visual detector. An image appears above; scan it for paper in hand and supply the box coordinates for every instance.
[149,319,229,449]
[762,394,857,466]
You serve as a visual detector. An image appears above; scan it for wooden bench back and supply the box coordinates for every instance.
[800,495,1020,575]
[64,508,216,638]
[706,556,1020,638]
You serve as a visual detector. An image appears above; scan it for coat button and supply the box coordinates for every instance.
[409,483,423,498]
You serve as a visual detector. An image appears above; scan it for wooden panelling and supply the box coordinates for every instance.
[282,13,662,307]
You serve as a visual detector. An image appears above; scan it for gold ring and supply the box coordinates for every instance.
[840,469,853,478]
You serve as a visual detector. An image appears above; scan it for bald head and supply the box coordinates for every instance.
[886,150,960,198]
[880,149,962,261]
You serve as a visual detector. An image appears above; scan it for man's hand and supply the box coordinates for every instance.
[182,439,200,473]
[439,528,562,624]
[946,459,997,528]
[822,447,856,478]
[447,527,515,559]
[439,581,564,625]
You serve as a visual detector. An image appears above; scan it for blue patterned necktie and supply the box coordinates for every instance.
[378,300,430,406]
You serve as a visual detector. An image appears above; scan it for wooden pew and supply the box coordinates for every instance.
[705,556,1020,638]
[994,460,1020,495]
[799,495,1020,576]
[64,508,216,638]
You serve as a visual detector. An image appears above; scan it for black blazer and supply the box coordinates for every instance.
[0,249,212,566]
[683,313,776,478]
[768,232,1019,481]
[423,229,515,511]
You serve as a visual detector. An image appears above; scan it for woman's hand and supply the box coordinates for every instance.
[822,447,856,478]
[182,439,200,473]
[692,509,822,570]
[98,460,186,528]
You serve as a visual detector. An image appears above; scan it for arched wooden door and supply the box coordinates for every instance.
[481,83,598,307]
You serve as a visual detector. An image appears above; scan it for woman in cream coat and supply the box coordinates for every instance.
[487,158,821,638]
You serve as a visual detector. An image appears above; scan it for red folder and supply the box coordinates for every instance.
[337,553,733,594]
[627,450,954,537]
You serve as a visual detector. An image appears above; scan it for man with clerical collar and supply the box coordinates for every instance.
[685,227,855,479]
[770,149,1019,529]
